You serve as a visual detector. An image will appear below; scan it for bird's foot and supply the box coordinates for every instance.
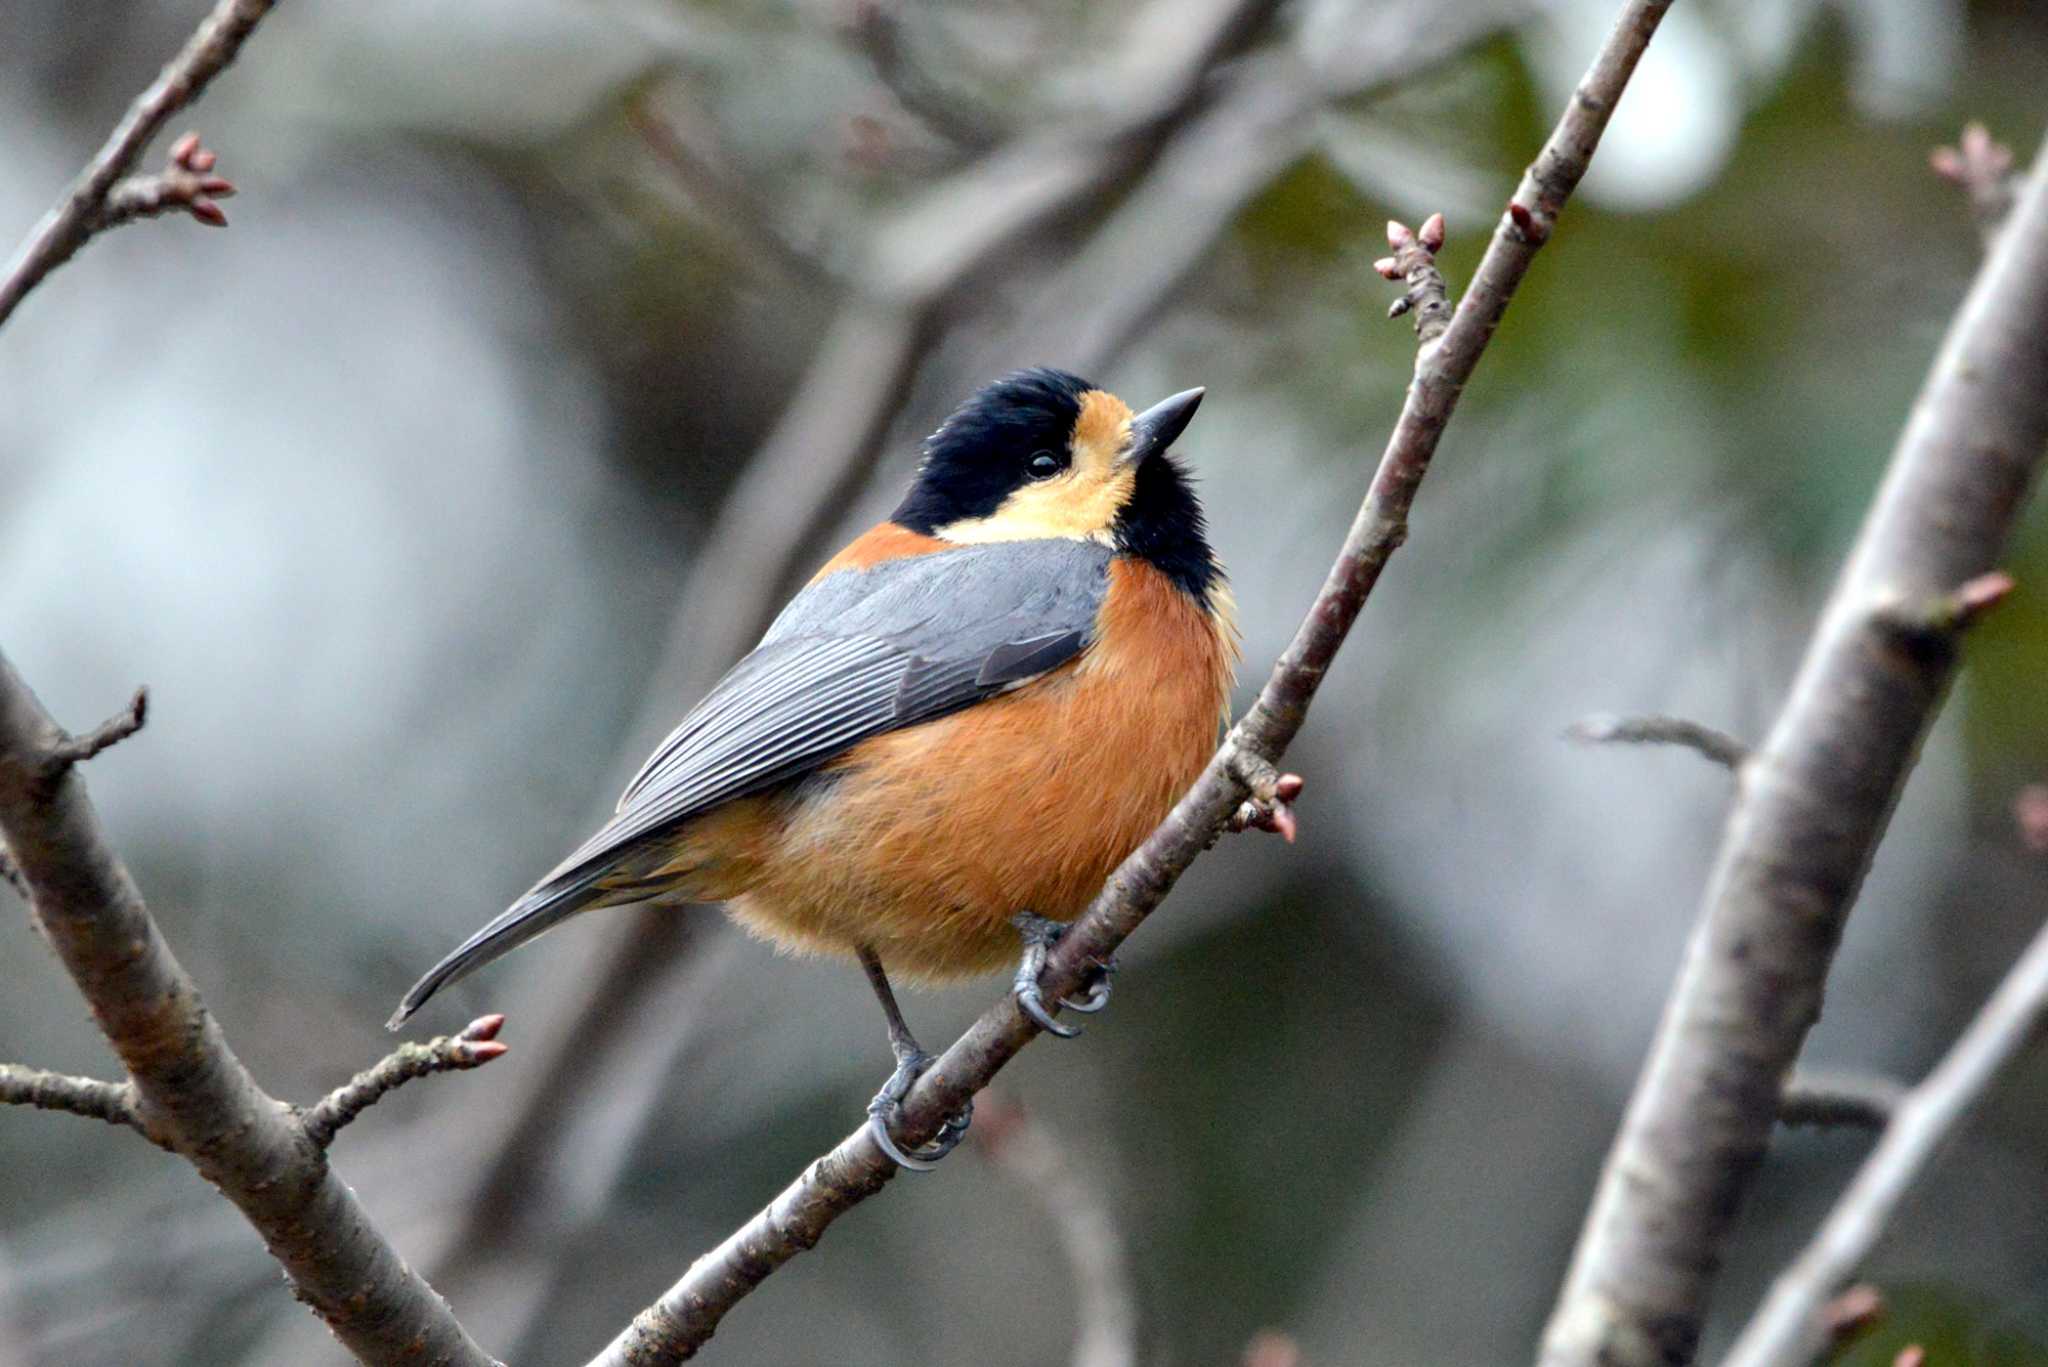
[1009,912,1117,1038]
[865,1047,973,1173]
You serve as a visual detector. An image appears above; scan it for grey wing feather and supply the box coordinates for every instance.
[554,538,1111,884]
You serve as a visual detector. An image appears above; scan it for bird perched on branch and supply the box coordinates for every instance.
[391,369,1236,1167]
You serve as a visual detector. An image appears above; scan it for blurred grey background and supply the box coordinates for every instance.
[4,0,2048,1364]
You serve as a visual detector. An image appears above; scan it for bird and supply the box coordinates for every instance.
[390,368,1237,1168]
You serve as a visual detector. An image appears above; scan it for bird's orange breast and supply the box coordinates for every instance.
[725,555,1237,981]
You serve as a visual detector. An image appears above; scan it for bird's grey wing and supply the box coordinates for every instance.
[549,538,1113,884]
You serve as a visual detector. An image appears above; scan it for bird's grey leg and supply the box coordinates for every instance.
[1010,912,1118,1038]
[857,945,971,1172]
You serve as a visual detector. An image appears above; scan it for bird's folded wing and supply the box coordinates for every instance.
[538,538,1113,889]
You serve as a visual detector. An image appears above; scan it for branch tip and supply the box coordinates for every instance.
[1932,122,2017,232]
[47,686,149,771]
[301,1018,513,1149]
[1566,713,1747,770]
[1874,569,2014,640]
[99,134,238,232]
[1377,212,1452,343]
[1778,1071,1902,1130]
[1820,1284,1885,1347]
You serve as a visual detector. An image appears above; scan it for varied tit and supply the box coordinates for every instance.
[391,368,1237,1168]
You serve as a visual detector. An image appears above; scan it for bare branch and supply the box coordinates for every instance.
[1723,915,2048,1367]
[1566,713,1749,770]
[1777,1071,1904,1131]
[0,1065,147,1140]
[842,0,1004,151]
[587,4,1672,1360]
[0,0,278,330]
[302,1016,510,1150]
[0,651,498,1367]
[45,687,148,772]
[1537,135,2048,1367]
[975,1097,1138,1367]
[626,99,829,293]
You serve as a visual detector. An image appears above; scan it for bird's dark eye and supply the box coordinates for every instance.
[1026,450,1063,479]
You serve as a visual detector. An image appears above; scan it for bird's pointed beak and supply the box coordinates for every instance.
[1120,387,1205,468]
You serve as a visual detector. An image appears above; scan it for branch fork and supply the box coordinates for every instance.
[95,133,237,231]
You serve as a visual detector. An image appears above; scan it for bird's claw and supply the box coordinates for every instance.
[865,1047,972,1172]
[1009,912,1114,1037]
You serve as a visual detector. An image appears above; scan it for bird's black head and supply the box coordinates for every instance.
[892,368,1223,605]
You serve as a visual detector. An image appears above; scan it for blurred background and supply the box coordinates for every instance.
[4,0,2048,1363]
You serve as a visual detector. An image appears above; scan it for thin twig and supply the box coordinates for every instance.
[1721,916,2048,1367]
[0,0,277,330]
[0,652,499,1367]
[975,1097,1138,1367]
[843,0,1004,151]
[1777,1072,1904,1131]
[45,688,148,772]
[1537,133,2048,1367]
[0,1065,146,1139]
[587,4,1671,1360]
[1566,713,1749,770]
[301,1016,510,1150]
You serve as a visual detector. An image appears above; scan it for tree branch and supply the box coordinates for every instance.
[586,5,1672,1361]
[0,651,499,1367]
[1777,1072,1904,1131]
[1566,713,1749,770]
[45,687,149,772]
[1537,132,2048,1367]
[974,1097,1138,1367]
[842,0,1005,152]
[0,1065,147,1140]
[1722,915,2048,1367]
[301,1016,510,1151]
[0,0,276,330]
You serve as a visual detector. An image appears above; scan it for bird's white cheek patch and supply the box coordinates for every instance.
[936,471,1134,545]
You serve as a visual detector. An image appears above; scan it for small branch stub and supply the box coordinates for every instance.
[1820,1284,1886,1347]
[47,687,148,772]
[96,133,237,230]
[1226,754,1304,843]
[1376,212,1451,345]
[300,1014,508,1149]
[1778,1071,1904,1131]
[1932,123,2018,234]
[1566,713,1748,770]
[1873,569,2014,645]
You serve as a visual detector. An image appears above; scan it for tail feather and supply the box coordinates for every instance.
[386,869,611,1030]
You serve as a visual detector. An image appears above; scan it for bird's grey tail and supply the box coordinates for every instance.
[386,870,608,1030]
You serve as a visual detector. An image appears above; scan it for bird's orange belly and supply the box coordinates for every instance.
[726,568,1232,981]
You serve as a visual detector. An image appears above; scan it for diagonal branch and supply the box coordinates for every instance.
[1722,914,2048,1367]
[0,651,499,1367]
[0,0,277,331]
[0,1065,147,1141]
[586,5,1673,1362]
[301,1016,510,1150]
[1537,131,2048,1367]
